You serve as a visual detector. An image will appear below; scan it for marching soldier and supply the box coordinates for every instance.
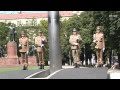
[69,28,82,68]
[35,31,47,69]
[19,31,29,70]
[93,26,105,67]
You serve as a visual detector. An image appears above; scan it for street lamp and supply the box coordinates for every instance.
[48,11,62,74]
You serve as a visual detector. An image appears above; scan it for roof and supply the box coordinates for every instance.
[0,11,74,20]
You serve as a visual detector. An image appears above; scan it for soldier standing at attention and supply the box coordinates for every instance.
[19,31,29,70]
[93,26,105,67]
[69,28,82,68]
[35,31,47,69]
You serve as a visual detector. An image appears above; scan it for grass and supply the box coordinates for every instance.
[0,66,50,74]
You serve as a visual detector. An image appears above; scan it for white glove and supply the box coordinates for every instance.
[103,48,105,52]
[34,47,37,50]
[41,44,44,47]
[19,44,22,47]
[26,51,29,54]
[42,38,45,41]
[74,43,78,46]
[93,40,96,43]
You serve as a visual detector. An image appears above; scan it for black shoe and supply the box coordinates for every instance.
[23,66,28,70]
[99,64,103,67]
[77,64,80,68]
[42,65,44,69]
[37,63,39,66]
[74,63,77,68]
[39,65,42,69]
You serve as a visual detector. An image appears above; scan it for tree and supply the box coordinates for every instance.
[0,22,9,46]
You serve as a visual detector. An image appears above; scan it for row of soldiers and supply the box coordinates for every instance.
[69,26,105,68]
[18,31,47,70]
[13,25,105,70]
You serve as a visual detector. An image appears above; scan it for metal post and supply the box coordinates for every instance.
[48,11,62,74]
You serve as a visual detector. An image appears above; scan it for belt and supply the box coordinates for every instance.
[71,49,78,50]
[96,41,102,42]
[37,46,41,47]
[72,45,78,46]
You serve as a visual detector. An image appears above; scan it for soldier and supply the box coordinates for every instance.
[69,28,82,68]
[35,31,47,69]
[93,26,105,67]
[19,31,29,70]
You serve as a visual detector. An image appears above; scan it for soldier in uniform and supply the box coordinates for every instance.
[35,31,47,69]
[93,26,105,67]
[69,28,82,68]
[19,31,29,70]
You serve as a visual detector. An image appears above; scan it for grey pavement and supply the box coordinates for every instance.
[49,67,108,79]
[0,65,120,79]
[108,69,120,79]
[0,69,43,79]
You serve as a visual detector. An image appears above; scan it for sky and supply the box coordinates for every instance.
[0,11,47,14]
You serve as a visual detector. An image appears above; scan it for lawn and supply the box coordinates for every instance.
[0,66,50,74]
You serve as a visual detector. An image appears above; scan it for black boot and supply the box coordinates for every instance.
[23,66,26,70]
[23,65,27,70]
[74,63,77,68]
[39,65,42,69]
[77,64,80,68]
[42,65,44,69]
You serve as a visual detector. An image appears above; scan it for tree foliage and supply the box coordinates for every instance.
[1,11,120,61]
[0,22,9,46]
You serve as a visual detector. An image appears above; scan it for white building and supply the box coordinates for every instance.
[0,11,83,26]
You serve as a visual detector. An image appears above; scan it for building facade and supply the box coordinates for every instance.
[0,11,83,26]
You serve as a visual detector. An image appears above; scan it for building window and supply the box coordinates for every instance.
[17,21,21,26]
[31,18,37,26]
[26,21,29,26]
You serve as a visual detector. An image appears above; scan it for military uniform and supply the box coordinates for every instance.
[19,31,29,70]
[35,32,47,69]
[69,28,82,68]
[93,26,105,67]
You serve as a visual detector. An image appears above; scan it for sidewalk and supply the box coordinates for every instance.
[107,69,120,79]
[63,65,120,79]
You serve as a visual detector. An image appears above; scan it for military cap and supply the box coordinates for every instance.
[72,28,77,32]
[39,31,43,33]
[21,31,25,35]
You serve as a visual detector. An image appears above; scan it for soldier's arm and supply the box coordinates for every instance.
[27,38,29,52]
[93,34,96,43]
[19,38,22,46]
[78,35,82,43]
[34,37,38,47]
[69,36,73,45]
[102,34,105,48]
[43,36,47,44]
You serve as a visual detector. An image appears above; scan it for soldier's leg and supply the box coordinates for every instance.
[24,52,28,70]
[37,52,40,66]
[41,52,45,69]
[21,52,24,64]
[96,50,99,65]
[39,52,43,69]
[95,49,100,67]
[72,50,77,67]
[99,49,103,65]
[76,50,81,65]
[36,51,39,66]
[73,50,80,68]
[22,52,27,70]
